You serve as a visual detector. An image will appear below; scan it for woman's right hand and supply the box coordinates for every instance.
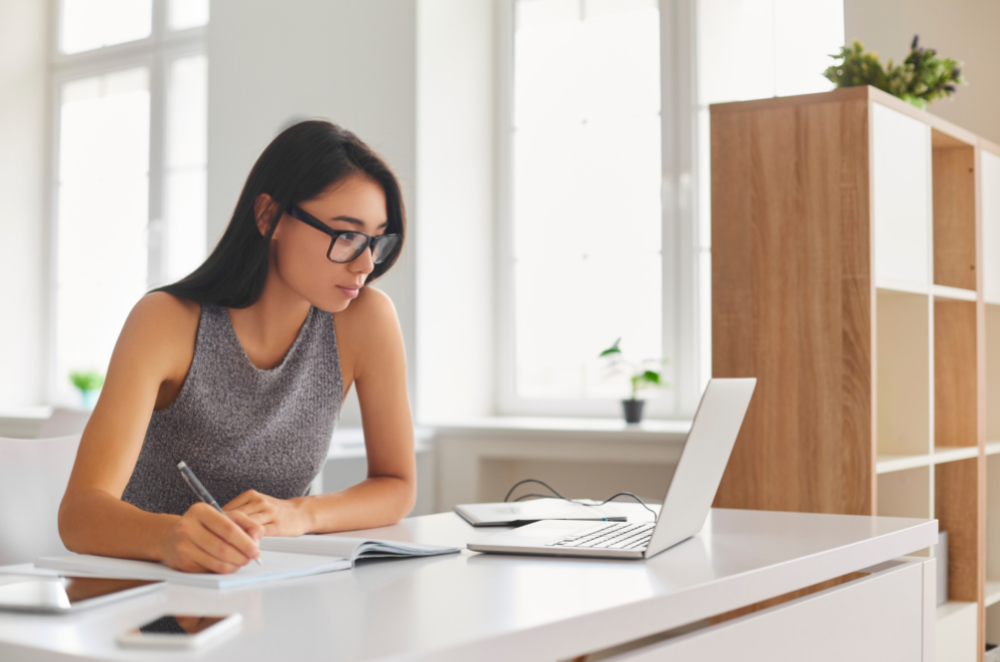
[160,502,264,573]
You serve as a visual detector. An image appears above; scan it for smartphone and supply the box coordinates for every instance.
[117,613,243,649]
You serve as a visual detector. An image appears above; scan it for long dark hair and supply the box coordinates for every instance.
[157,120,406,308]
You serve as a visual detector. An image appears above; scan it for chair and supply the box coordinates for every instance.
[35,407,91,439]
[0,434,81,565]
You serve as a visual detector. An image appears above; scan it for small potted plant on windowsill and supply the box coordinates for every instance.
[69,370,105,410]
[599,338,669,424]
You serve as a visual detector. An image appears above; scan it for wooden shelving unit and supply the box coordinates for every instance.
[710,85,1000,661]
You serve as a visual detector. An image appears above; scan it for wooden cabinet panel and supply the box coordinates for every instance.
[711,94,872,515]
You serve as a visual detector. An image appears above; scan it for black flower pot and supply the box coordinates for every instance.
[622,399,645,424]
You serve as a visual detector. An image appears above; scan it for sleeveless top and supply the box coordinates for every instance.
[121,303,343,515]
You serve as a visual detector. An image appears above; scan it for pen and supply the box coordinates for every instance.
[176,461,263,566]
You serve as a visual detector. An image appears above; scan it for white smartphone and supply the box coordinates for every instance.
[117,613,243,649]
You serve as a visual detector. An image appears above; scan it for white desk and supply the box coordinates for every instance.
[0,509,937,662]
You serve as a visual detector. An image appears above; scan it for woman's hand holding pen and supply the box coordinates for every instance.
[224,490,310,537]
[160,502,264,574]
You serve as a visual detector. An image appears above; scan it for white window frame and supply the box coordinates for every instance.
[495,0,702,419]
[46,0,207,404]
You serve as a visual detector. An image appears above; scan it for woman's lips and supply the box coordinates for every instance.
[337,285,360,299]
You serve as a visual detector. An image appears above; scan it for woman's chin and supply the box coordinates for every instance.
[315,295,353,314]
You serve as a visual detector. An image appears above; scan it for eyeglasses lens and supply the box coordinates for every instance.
[329,233,368,262]
[372,235,400,264]
[328,233,400,264]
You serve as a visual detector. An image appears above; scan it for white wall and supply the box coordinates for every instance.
[845,0,1000,145]
[0,0,47,408]
[415,0,496,421]
[208,0,419,425]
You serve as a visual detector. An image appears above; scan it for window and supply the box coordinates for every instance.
[500,0,845,419]
[51,0,208,405]
[501,0,672,417]
[694,0,844,389]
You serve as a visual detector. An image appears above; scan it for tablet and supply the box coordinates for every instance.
[0,576,162,613]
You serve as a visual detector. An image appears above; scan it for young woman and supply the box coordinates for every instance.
[59,121,415,574]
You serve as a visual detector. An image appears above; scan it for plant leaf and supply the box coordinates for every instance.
[598,337,622,357]
[640,370,661,385]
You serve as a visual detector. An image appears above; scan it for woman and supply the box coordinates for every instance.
[59,121,415,574]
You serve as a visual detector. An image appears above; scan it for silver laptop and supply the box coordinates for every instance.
[467,378,756,560]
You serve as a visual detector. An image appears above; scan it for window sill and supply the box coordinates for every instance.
[424,416,691,444]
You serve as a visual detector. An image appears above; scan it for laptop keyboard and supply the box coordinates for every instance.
[545,522,655,550]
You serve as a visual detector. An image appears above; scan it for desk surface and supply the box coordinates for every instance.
[0,509,936,662]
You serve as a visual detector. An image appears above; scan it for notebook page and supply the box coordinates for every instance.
[259,536,363,559]
[35,551,350,589]
[259,536,459,559]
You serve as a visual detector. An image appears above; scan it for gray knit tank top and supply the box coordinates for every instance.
[121,303,343,515]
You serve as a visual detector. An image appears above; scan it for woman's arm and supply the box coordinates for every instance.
[224,287,417,535]
[59,293,263,572]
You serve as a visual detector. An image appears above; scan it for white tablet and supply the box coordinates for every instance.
[0,576,162,613]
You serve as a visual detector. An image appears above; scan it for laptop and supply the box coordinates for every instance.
[467,378,756,560]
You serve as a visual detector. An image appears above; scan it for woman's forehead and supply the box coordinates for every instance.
[308,175,388,227]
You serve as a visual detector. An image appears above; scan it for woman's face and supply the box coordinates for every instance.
[267,173,390,313]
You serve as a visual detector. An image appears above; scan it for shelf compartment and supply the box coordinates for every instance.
[937,458,981,604]
[935,299,978,447]
[878,466,930,519]
[988,456,1000,608]
[988,581,1000,608]
[932,139,977,290]
[939,600,979,621]
[988,441,1000,456]
[873,449,976,473]
[876,279,928,296]
[876,454,931,474]
[877,290,931,457]
[873,102,931,288]
[932,284,977,302]
[934,446,980,465]
[939,600,978,662]
[988,307,1000,441]
[983,150,1000,303]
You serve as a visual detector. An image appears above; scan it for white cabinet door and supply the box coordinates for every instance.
[872,102,931,288]
[982,151,1000,303]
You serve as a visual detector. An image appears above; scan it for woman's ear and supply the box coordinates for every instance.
[253,193,281,237]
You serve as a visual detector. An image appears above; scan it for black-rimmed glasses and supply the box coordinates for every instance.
[286,204,400,264]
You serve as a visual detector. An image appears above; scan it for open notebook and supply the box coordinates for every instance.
[35,536,458,589]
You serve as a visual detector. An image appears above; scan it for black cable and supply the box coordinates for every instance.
[598,492,659,520]
[503,478,568,503]
[504,479,658,521]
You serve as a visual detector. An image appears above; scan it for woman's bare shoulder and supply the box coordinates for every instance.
[129,292,201,331]
[333,286,398,338]
[117,292,201,361]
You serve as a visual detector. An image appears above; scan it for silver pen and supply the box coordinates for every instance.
[176,461,263,566]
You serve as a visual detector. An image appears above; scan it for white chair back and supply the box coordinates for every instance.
[35,407,91,439]
[0,435,81,565]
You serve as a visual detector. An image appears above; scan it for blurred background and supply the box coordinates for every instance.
[2,0,999,519]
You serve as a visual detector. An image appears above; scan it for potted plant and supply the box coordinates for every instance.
[69,370,105,410]
[823,34,966,109]
[599,338,669,424]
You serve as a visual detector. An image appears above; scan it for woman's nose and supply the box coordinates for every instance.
[351,246,376,275]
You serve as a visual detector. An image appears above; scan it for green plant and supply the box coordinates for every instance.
[599,338,669,400]
[824,35,966,109]
[69,370,104,392]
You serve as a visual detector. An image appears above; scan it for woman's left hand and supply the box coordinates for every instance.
[223,490,310,537]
